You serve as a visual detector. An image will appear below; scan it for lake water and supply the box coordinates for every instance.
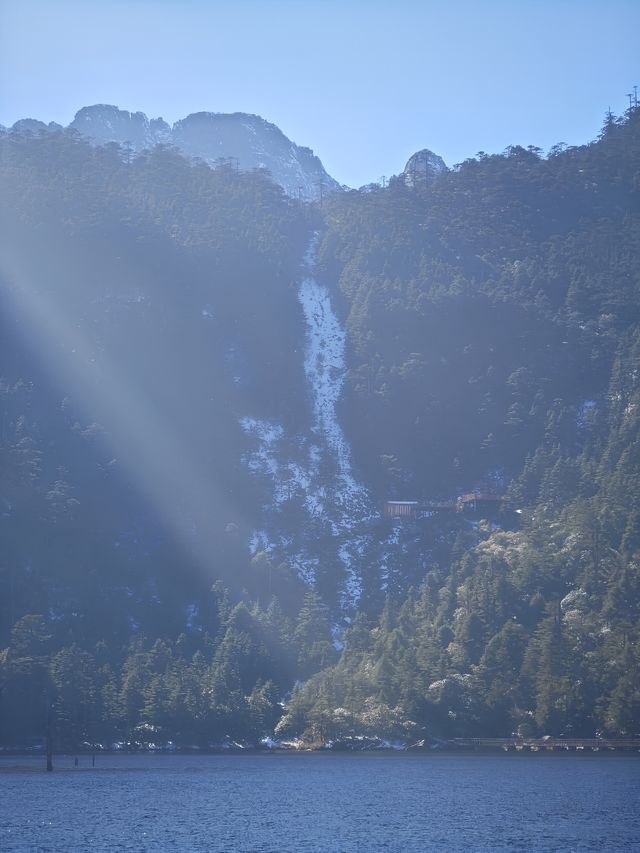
[1,753,638,852]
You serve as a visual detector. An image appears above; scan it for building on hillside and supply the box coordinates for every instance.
[384,493,505,520]
[456,493,504,514]
[383,501,419,519]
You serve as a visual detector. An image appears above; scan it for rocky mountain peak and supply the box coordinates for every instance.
[402,148,447,188]
[10,118,63,134]
[70,105,171,150]
[63,104,339,201]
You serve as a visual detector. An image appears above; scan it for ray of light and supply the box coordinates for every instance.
[1,240,248,585]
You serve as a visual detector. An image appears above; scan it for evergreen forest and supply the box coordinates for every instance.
[1,107,639,752]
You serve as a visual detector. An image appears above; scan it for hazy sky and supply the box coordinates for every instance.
[1,0,638,186]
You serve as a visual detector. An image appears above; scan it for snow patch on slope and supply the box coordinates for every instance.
[240,235,375,610]
[298,275,370,519]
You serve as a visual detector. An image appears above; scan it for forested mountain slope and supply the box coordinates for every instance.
[285,107,640,741]
[1,108,639,749]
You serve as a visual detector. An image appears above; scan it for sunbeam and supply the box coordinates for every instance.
[0,236,247,584]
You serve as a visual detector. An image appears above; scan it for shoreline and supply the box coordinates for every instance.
[2,739,640,760]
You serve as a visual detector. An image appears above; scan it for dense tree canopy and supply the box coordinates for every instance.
[1,107,639,749]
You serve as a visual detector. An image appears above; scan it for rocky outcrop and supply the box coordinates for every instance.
[402,148,447,188]
[70,105,171,149]
[11,118,63,134]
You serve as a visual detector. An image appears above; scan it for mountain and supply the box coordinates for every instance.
[65,104,340,200]
[1,106,639,750]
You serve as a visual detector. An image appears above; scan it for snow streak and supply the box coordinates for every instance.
[239,235,374,610]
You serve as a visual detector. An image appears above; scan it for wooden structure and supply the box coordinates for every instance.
[456,493,504,513]
[384,493,505,520]
[383,501,420,519]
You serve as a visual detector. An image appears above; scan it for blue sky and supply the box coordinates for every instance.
[1,0,638,186]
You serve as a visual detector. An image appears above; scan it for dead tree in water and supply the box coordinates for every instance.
[45,682,54,771]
